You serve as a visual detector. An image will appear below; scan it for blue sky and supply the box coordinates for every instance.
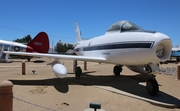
[0,0,179,47]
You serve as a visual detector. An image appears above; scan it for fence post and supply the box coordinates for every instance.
[22,61,26,75]
[84,61,87,70]
[0,80,13,111]
[73,60,77,73]
[177,65,180,80]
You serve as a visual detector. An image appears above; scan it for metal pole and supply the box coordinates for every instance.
[52,41,54,54]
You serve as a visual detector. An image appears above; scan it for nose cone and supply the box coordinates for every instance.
[154,32,172,61]
[155,32,171,40]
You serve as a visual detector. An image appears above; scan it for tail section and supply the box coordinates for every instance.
[75,21,82,43]
[26,32,49,53]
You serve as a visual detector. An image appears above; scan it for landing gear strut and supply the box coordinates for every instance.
[75,66,82,78]
[113,65,122,76]
[146,78,159,96]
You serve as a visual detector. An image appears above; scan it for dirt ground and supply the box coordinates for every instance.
[0,57,180,111]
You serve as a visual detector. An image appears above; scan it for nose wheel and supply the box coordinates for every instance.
[146,78,159,96]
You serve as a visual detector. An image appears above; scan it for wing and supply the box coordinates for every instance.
[3,51,106,62]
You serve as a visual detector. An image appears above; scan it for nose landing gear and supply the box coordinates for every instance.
[146,78,159,96]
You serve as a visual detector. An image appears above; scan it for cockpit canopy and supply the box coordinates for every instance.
[106,20,144,32]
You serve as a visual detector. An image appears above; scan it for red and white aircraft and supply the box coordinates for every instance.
[3,20,172,96]
[0,32,49,62]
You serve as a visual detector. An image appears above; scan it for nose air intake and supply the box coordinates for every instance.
[155,38,172,61]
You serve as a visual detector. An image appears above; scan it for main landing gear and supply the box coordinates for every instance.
[73,60,82,78]
[75,66,82,78]
[75,64,159,96]
[113,65,123,76]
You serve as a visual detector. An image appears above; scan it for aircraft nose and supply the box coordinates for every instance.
[155,32,171,40]
[154,32,172,61]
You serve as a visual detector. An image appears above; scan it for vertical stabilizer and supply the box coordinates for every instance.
[26,32,49,53]
[75,21,82,43]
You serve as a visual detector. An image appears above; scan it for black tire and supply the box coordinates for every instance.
[146,78,159,96]
[75,66,82,78]
[27,58,31,62]
[113,65,121,76]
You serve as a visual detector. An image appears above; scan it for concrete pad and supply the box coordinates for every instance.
[96,85,180,108]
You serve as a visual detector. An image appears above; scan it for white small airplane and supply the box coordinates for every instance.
[0,32,49,62]
[3,20,172,96]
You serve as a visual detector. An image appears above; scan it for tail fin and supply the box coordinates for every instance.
[26,32,49,53]
[75,21,82,43]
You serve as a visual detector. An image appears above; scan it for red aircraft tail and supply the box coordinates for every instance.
[26,32,49,53]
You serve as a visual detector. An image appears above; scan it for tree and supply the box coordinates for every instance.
[67,44,73,49]
[13,35,32,43]
[54,42,65,53]
[54,42,74,53]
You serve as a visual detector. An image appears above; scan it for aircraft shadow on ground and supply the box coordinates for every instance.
[166,60,177,63]
[32,60,45,63]
[67,71,96,75]
[9,73,180,108]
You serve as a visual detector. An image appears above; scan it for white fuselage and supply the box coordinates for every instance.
[74,31,171,65]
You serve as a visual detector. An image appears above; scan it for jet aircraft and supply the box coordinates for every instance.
[0,32,49,62]
[3,20,172,96]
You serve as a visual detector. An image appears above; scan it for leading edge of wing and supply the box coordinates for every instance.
[3,51,106,62]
